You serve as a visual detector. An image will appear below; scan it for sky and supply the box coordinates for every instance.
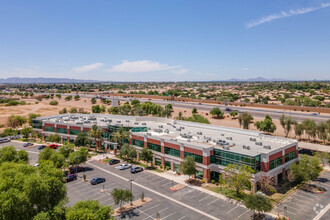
[0,0,330,81]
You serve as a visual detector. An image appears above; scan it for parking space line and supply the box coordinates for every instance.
[207,198,219,206]
[286,200,306,207]
[142,208,168,220]
[198,195,211,202]
[227,205,239,214]
[161,181,171,187]
[236,210,249,219]
[162,212,177,219]
[178,216,186,220]
[80,188,101,196]
[153,178,168,184]
[298,191,317,198]
[141,204,161,213]
[294,193,314,201]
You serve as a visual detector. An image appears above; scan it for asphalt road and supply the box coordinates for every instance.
[55,93,329,122]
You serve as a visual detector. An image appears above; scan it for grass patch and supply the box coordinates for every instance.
[17,138,37,143]
[102,158,111,163]
[204,186,247,201]
[183,114,210,124]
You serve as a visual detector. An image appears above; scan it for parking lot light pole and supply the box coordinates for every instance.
[284,206,287,217]
[129,179,133,206]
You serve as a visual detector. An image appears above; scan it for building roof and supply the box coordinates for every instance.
[37,114,297,157]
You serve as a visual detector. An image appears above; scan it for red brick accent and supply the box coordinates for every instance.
[44,123,54,127]
[210,150,214,156]
[203,169,210,182]
[57,124,67,129]
[147,138,161,145]
[83,127,90,132]
[144,141,147,148]
[180,151,184,159]
[42,125,45,131]
[285,145,296,154]
[129,139,132,145]
[261,162,269,172]
[69,125,80,130]
[282,168,286,179]
[296,149,298,158]
[164,142,180,150]
[132,135,144,141]
[67,137,70,142]
[161,157,165,167]
[269,151,282,161]
[203,156,210,165]
[282,155,285,164]
[161,146,164,154]
[184,147,203,156]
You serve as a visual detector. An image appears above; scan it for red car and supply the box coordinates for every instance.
[47,144,58,149]
[66,174,77,182]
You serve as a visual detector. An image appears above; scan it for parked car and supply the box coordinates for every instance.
[47,144,58,149]
[38,145,46,150]
[130,166,144,174]
[34,163,39,167]
[70,166,85,174]
[311,113,318,115]
[109,159,120,165]
[2,138,10,143]
[23,142,34,147]
[66,174,77,182]
[90,177,106,185]
[115,163,132,170]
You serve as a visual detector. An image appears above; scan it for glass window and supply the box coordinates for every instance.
[132,139,144,148]
[147,142,161,152]
[269,157,283,170]
[70,129,81,135]
[184,152,203,164]
[32,120,42,129]
[285,151,296,163]
[44,126,54,132]
[57,127,67,134]
[164,147,180,157]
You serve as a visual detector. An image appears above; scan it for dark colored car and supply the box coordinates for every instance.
[38,145,46,150]
[47,144,58,149]
[23,142,33,147]
[109,159,120,165]
[130,166,144,174]
[66,174,77,182]
[70,166,85,174]
[90,177,106,185]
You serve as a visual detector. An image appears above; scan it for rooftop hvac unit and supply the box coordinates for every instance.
[226,137,232,140]
[180,126,185,130]
[176,128,181,131]
[159,125,163,128]
[117,121,121,123]
[263,145,271,149]
[154,129,163,133]
[164,129,169,134]
[243,145,250,150]
[223,146,230,150]
[171,138,177,141]
[134,122,138,125]
[142,123,146,125]
[197,132,202,135]
[250,138,256,142]
[255,142,262,146]
[148,127,151,130]
[187,139,191,142]
[221,133,224,136]
[126,120,130,122]
[146,133,152,136]
[205,136,211,141]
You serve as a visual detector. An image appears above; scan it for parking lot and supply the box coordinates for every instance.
[2,141,255,220]
[273,171,330,220]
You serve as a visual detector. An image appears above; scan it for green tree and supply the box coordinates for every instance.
[90,124,104,151]
[280,115,296,137]
[74,132,91,147]
[66,200,113,220]
[58,143,75,158]
[254,115,276,133]
[65,95,72,101]
[74,95,80,101]
[314,151,328,166]
[91,97,97,104]
[244,194,272,219]
[224,164,254,196]
[21,126,33,140]
[0,146,29,164]
[181,156,197,179]
[59,108,68,114]
[229,111,238,118]
[111,127,129,149]
[178,111,183,120]
[238,112,253,129]
[68,147,88,167]
[69,107,77,113]
[47,134,61,143]
[290,154,322,184]
[111,188,134,211]
[49,100,58,106]
[192,107,197,114]
[294,122,304,140]
[140,148,153,165]
[0,162,66,220]
[131,99,140,106]
[55,94,61,99]
[50,152,66,169]
[39,147,55,162]
[7,115,27,128]
[119,144,137,161]
[316,122,328,144]
[28,113,41,125]
[210,107,224,118]
[2,128,18,137]
[302,119,317,141]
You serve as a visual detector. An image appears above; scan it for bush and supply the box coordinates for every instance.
[211,179,215,184]
[49,100,59,106]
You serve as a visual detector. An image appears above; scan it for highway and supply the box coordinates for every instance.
[43,93,329,122]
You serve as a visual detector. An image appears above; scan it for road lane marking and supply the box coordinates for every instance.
[87,161,221,220]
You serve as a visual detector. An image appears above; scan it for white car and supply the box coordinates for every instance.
[34,163,39,167]
[115,163,132,170]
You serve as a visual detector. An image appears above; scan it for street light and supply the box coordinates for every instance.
[129,179,133,206]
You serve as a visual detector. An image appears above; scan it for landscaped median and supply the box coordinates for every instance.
[113,197,152,216]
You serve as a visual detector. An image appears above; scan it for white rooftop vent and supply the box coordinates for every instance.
[243,145,250,150]
[263,145,271,149]
[250,138,256,142]
[187,139,191,142]
[223,146,230,150]
[159,125,163,128]
[176,128,181,131]
[197,132,202,135]
[226,137,232,140]
[142,123,146,125]
[255,142,262,146]
[125,120,130,122]
[147,133,152,136]
[171,138,177,141]
[134,122,138,125]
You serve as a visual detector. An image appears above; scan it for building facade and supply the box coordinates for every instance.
[32,114,299,190]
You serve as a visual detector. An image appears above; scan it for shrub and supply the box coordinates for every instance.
[211,179,215,184]
[49,100,58,106]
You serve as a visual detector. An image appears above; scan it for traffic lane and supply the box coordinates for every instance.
[66,165,205,220]
[273,171,330,220]
[93,160,252,220]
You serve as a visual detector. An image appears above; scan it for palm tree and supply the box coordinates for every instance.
[111,127,130,149]
[90,124,103,152]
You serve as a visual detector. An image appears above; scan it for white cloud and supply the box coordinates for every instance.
[171,68,188,75]
[242,67,249,71]
[108,60,182,73]
[246,2,330,28]
[73,62,103,73]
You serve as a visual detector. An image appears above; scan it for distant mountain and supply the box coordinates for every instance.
[0,77,101,84]
[228,77,287,82]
